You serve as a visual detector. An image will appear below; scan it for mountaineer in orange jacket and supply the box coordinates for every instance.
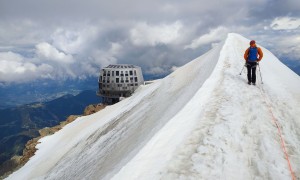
[244,40,263,85]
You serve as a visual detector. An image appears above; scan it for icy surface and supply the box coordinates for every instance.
[7,33,300,180]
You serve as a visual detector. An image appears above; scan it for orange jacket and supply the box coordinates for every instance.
[244,46,263,62]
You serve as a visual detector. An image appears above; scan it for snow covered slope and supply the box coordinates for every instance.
[7,33,300,180]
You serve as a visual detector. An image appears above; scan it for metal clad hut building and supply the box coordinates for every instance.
[98,64,144,104]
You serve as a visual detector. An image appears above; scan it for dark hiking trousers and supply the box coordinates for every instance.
[246,62,257,83]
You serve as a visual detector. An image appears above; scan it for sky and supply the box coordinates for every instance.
[0,0,299,84]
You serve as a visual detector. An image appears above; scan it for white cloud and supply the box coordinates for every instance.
[272,35,300,60]
[0,51,54,83]
[130,21,183,46]
[271,17,300,30]
[110,42,123,55]
[185,27,229,49]
[51,27,99,54]
[92,42,122,68]
[36,42,74,64]
[0,51,24,62]
[0,40,124,83]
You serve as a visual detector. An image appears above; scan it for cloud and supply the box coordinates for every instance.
[270,17,300,30]
[36,42,74,64]
[51,27,99,54]
[271,34,300,60]
[0,19,47,48]
[0,51,23,62]
[92,42,122,68]
[0,0,300,83]
[184,27,229,49]
[130,21,183,46]
[0,51,53,83]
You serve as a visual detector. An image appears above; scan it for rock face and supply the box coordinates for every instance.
[0,103,105,179]
[83,104,106,116]
[21,104,105,164]
[19,138,40,165]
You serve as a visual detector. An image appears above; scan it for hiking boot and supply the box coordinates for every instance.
[252,83,256,85]
[248,81,251,85]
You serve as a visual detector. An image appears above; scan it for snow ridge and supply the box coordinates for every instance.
[7,33,300,180]
[113,33,300,180]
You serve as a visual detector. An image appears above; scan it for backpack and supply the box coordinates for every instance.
[248,47,258,61]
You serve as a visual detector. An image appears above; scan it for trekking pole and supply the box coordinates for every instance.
[257,63,263,84]
[239,63,246,75]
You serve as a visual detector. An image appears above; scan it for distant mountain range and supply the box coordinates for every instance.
[0,90,101,175]
[0,77,98,109]
[0,75,170,110]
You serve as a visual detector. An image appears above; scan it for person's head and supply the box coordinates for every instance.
[250,40,256,47]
